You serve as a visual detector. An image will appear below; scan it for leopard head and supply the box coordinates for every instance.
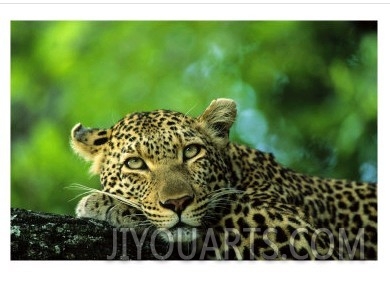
[71,99,237,242]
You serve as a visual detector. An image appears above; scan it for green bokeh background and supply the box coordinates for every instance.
[11,21,377,215]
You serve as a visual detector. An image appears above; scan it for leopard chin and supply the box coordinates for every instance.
[157,225,199,243]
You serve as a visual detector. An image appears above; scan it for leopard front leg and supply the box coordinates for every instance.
[76,193,147,229]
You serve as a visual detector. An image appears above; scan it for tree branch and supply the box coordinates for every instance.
[11,208,192,260]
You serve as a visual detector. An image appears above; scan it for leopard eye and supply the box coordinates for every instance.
[124,157,147,170]
[183,144,202,161]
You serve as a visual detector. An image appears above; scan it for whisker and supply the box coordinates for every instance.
[66,183,142,210]
[65,184,100,202]
[184,102,199,117]
[208,188,242,204]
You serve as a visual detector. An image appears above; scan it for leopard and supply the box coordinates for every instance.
[71,98,377,260]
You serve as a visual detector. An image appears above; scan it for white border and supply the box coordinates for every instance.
[1,0,390,4]
[2,3,389,281]
[0,3,387,20]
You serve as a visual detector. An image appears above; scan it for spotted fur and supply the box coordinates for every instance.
[71,99,377,260]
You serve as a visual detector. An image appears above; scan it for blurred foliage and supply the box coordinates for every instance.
[11,21,377,215]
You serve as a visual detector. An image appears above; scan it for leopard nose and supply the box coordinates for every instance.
[160,195,194,214]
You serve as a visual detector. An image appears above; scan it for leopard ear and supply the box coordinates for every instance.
[71,123,112,174]
[197,98,237,146]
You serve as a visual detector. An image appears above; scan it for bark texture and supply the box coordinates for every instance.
[10,208,192,260]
